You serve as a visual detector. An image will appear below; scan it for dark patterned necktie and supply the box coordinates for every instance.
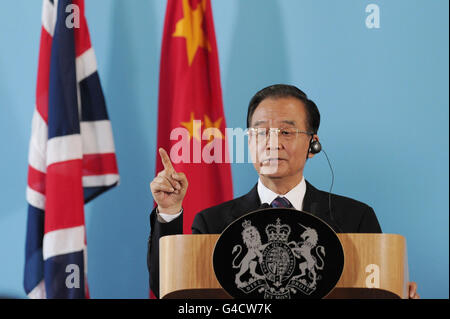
[270,196,293,208]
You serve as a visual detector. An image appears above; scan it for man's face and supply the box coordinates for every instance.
[248,97,316,180]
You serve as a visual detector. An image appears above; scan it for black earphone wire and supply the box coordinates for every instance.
[308,135,343,233]
[321,148,343,233]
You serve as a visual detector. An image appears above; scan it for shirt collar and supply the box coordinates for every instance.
[257,177,306,210]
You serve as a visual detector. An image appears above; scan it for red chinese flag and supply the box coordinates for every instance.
[156,0,233,234]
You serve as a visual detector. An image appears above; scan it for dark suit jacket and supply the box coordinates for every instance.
[147,180,381,298]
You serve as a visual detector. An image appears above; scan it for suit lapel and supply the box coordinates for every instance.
[303,180,328,216]
[304,180,342,232]
[303,180,317,213]
[230,183,261,220]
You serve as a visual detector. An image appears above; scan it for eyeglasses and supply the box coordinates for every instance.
[247,127,313,141]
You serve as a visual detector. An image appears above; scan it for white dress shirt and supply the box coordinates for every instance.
[257,176,306,210]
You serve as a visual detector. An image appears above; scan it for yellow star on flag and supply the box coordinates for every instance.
[172,0,211,65]
[180,113,223,142]
[181,112,202,141]
[203,114,223,142]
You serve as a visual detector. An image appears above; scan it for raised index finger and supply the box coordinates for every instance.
[159,148,175,172]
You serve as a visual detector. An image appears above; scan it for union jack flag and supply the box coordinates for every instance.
[24,0,119,298]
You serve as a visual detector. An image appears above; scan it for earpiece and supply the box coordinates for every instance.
[308,138,322,154]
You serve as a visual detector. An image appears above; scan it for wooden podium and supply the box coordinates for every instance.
[160,234,409,299]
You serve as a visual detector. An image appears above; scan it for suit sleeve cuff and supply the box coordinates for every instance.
[156,207,183,223]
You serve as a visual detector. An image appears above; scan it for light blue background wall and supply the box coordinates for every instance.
[0,0,448,298]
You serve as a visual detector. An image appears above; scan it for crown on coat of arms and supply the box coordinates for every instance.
[265,218,291,242]
[242,220,252,229]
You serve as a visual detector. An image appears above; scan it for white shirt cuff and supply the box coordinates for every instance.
[157,207,183,223]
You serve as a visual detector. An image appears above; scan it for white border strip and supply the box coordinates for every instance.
[41,0,57,37]
[80,120,116,154]
[82,174,120,187]
[76,48,97,83]
[43,225,85,260]
[28,109,48,173]
[47,134,83,167]
[27,280,46,299]
[26,186,46,210]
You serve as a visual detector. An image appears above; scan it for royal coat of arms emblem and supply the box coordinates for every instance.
[213,208,344,299]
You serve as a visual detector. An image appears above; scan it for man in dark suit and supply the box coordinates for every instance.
[148,84,418,299]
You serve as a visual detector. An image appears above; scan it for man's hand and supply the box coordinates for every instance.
[408,281,420,299]
[150,148,188,214]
